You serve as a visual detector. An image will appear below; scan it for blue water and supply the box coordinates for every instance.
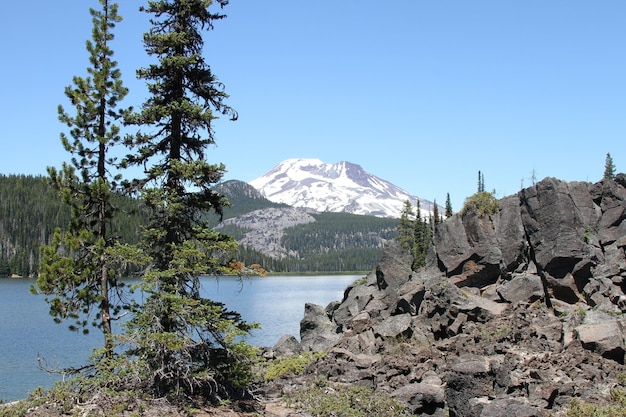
[0,274,361,401]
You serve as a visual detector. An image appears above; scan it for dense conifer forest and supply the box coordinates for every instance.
[232,212,398,273]
[0,174,144,277]
[0,175,398,276]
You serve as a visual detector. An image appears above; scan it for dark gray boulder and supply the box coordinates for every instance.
[271,334,302,358]
[479,398,545,417]
[575,310,625,363]
[299,303,339,352]
[373,240,413,292]
[496,273,544,304]
[435,211,502,287]
[493,194,528,273]
[519,178,600,281]
[446,357,496,417]
[391,382,446,415]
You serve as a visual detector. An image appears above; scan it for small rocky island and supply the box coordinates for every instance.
[265,175,626,416]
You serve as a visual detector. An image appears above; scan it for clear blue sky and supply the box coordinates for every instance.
[1,1,625,211]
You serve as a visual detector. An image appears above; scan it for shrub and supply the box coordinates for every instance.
[263,352,326,382]
[567,388,626,416]
[353,276,368,286]
[285,382,410,417]
[461,191,499,217]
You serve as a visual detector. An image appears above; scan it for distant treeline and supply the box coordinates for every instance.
[0,174,145,277]
[236,245,385,273]
[235,212,398,273]
[0,174,398,276]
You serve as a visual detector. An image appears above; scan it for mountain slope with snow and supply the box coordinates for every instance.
[249,158,434,218]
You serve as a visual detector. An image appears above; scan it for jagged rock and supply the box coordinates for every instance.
[373,240,413,292]
[391,382,446,415]
[372,313,412,339]
[493,194,528,272]
[299,303,339,352]
[281,176,626,416]
[446,356,498,417]
[394,280,425,315]
[347,311,371,334]
[575,310,625,363]
[497,273,544,304]
[435,212,502,287]
[519,178,600,281]
[334,284,375,323]
[272,335,302,358]
[591,176,626,245]
[479,398,545,417]
[583,276,623,311]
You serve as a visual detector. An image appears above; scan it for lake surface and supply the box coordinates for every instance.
[0,274,361,402]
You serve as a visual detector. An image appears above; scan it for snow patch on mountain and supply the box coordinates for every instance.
[249,158,433,218]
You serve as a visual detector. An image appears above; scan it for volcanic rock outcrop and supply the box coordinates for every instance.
[267,175,626,416]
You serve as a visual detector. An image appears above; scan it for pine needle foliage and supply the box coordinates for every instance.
[604,152,616,181]
[122,0,258,400]
[36,0,132,358]
[394,199,431,270]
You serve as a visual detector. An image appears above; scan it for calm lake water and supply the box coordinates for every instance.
[0,274,361,402]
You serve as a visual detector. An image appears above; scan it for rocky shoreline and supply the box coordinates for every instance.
[262,175,626,416]
[8,175,626,416]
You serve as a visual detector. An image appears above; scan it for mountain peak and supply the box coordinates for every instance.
[249,159,433,218]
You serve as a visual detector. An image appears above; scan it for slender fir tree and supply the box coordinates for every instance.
[433,199,440,224]
[123,0,257,398]
[477,170,485,193]
[396,200,415,251]
[412,199,430,269]
[604,152,616,180]
[445,193,453,218]
[36,0,130,358]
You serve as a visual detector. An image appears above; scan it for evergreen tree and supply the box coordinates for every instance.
[432,199,440,224]
[477,170,485,193]
[412,199,430,270]
[0,255,9,277]
[445,193,453,218]
[36,0,130,357]
[604,152,616,180]
[395,200,415,251]
[123,0,257,398]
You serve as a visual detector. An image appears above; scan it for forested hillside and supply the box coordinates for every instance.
[0,176,398,276]
[0,174,144,277]
[227,211,398,273]
[0,175,67,276]
[213,179,289,219]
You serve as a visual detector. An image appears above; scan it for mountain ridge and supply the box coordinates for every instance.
[249,158,434,219]
[213,181,398,269]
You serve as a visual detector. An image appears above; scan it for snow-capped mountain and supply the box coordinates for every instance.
[248,158,434,218]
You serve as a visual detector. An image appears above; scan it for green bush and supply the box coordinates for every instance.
[461,191,499,217]
[567,388,626,416]
[285,382,410,417]
[263,352,326,382]
[353,276,368,286]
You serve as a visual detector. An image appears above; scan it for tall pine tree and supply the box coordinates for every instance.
[604,152,616,180]
[445,193,453,218]
[395,200,415,251]
[123,0,257,398]
[477,170,485,193]
[412,199,430,270]
[36,0,130,358]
